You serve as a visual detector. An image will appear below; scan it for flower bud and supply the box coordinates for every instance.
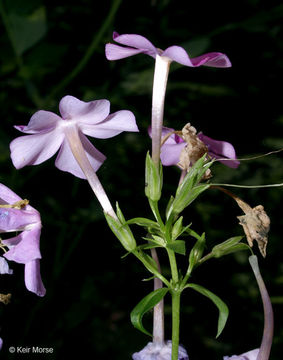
[145,152,163,201]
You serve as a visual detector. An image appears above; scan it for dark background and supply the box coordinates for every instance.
[0,0,282,359]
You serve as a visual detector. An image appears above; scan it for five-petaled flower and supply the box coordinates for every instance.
[154,126,239,169]
[10,95,138,179]
[106,32,231,68]
[0,183,45,297]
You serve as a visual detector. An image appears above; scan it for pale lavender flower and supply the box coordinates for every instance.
[153,126,239,169]
[10,95,138,179]
[132,341,188,360]
[0,337,2,350]
[0,257,13,274]
[10,95,138,216]
[223,349,259,360]
[106,32,231,68]
[0,183,45,296]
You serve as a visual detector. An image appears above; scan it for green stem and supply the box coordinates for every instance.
[167,248,179,284]
[46,0,122,103]
[171,290,181,360]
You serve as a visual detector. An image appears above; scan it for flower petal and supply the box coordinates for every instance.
[10,130,64,169]
[0,208,40,233]
[0,183,22,205]
[105,43,145,60]
[14,110,60,134]
[192,52,232,68]
[160,143,186,166]
[59,95,110,123]
[112,32,157,58]
[0,257,13,274]
[3,226,42,264]
[55,134,106,179]
[198,133,240,168]
[25,259,46,297]
[81,110,138,139]
[162,46,231,68]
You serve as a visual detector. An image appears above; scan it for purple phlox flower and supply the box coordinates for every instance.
[10,95,138,179]
[0,183,45,297]
[0,337,2,350]
[223,348,259,360]
[132,341,189,360]
[150,126,239,169]
[106,32,231,68]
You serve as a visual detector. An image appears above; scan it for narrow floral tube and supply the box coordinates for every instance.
[224,255,273,360]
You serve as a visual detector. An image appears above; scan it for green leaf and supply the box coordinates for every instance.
[2,1,47,56]
[130,288,169,336]
[138,251,159,274]
[125,217,159,230]
[211,236,249,258]
[171,216,183,240]
[188,233,206,273]
[167,240,186,255]
[185,283,229,338]
[166,195,175,220]
[172,183,210,214]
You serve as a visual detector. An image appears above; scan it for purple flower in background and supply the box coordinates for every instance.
[154,126,239,169]
[106,32,231,68]
[0,183,45,296]
[132,341,189,360]
[223,349,259,360]
[10,95,138,179]
[0,256,13,274]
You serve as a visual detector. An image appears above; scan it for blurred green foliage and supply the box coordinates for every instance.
[0,0,282,359]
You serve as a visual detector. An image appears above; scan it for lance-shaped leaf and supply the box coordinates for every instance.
[167,240,186,255]
[211,236,249,258]
[171,216,183,240]
[168,155,212,216]
[124,217,160,231]
[188,232,206,273]
[171,183,210,215]
[145,152,163,201]
[185,283,229,338]
[130,288,169,336]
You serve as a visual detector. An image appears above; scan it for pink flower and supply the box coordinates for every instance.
[155,126,239,169]
[106,32,231,68]
[10,95,138,179]
[0,183,45,296]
